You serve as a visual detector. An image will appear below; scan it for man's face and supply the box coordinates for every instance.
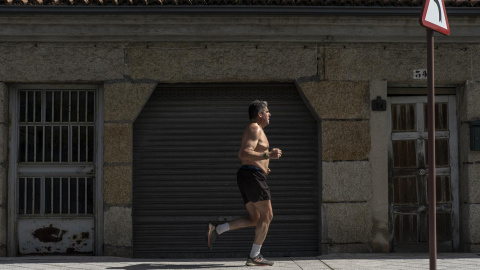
[258,107,271,126]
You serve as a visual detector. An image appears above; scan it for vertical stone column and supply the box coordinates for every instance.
[459,80,480,252]
[0,82,7,256]
[297,78,372,253]
[103,82,156,257]
[369,79,389,252]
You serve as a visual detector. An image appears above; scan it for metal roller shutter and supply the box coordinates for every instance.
[133,84,319,258]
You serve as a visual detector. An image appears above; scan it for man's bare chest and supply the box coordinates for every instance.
[255,134,269,152]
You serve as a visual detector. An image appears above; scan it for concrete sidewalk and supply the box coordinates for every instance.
[0,253,480,270]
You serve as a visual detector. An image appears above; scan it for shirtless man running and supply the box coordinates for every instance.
[207,100,282,266]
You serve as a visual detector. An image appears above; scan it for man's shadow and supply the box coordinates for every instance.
[107,263,243,270]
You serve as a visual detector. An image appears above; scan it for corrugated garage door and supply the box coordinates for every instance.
[132,84,319,258]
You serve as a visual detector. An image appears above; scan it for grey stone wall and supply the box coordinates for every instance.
[0,82,7,257]
[297,78,372,253]
[0,43,125,82]
[127,42,317,82]
[318,42,480,253]
[459,81,480,252]
[1,14,479,44]
[324,43,479,84]
[0,38,479,257]
[103,82,156,257]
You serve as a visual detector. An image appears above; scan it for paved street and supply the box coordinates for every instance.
[1,253,480,270]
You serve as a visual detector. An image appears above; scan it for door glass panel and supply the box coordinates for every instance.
[424,103,449,131]
[393,140,417,168]
[394,214,418,242]
[18,177,41,215]
[425,139,450,167]
[393,177,418,204]
[392,104,416,132]
[19,89,95,164]
[437,213,453,242]
[436,175,451,203]
[425,175,451,203]
[424,213,452,242]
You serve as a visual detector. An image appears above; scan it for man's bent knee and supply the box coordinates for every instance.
[266,212,273,223]
[259,212,273,224]
[253,200,273,223]
[250,213,261,226]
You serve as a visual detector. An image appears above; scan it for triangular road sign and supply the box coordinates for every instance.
[420,0,450,35]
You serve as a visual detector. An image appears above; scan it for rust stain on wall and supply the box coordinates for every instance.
[71,231,91,246]
[32,224,67,243]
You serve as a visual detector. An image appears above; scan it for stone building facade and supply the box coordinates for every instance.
[1,1,480,258]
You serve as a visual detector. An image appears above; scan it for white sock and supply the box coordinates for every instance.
[250,244,262,258]
[216,222,230,235]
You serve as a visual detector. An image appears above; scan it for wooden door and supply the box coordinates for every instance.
[388,95,459,252]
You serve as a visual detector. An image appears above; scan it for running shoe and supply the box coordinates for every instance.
[246,254,274,266]
[206,223,218,251]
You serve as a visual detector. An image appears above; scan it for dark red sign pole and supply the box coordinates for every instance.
[421,1,449,268]
[427,28,437,270]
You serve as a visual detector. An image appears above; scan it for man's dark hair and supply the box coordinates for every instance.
[249,100,268,121]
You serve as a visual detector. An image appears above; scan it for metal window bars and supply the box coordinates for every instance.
[18,90,95,163]
[19,177,94,215]
[17,89,96,216]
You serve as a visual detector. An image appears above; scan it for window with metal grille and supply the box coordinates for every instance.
[17,89,96,216]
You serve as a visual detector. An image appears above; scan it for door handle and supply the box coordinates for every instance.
[418,169,427,176]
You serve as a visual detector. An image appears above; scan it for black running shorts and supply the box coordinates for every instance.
[237,165,271,205]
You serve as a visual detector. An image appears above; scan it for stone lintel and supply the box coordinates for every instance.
[104,82,156,123]
[297,80,369,120]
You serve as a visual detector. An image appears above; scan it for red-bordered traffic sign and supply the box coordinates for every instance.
[420,0,450,35]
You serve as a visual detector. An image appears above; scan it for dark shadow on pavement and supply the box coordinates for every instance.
[106,263,244,270]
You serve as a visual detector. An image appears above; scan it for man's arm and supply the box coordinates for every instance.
[237,125,282,161]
